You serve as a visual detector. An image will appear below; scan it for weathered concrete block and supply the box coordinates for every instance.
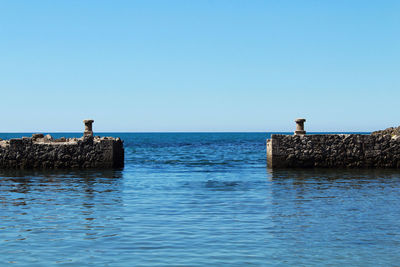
[1,120,126,170]
[267,134,400,168]
[0,135,124,170]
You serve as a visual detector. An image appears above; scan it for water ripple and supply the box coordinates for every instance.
[0,133,400,266]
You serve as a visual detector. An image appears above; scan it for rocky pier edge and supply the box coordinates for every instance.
[0,120,124,169]
[267,119,400,168]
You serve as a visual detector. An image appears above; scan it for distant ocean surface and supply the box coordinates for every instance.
[1,132,400,266]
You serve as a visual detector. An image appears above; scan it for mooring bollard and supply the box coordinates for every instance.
[83,119,94,137]
[294,118,306,135]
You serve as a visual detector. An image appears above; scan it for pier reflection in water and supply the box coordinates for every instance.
[267,168,400,266]
[0,169,125,265]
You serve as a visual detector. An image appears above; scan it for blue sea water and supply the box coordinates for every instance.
[1,132,400,266]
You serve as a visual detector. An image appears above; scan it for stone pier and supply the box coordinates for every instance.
[0,120,124,169]
[267,119,400,168]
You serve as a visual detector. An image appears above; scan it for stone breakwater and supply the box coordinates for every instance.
[0,119,124,169]
[267,133,400,169]
[0,134,124,169]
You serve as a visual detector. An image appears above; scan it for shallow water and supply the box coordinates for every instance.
[1,133,400,266]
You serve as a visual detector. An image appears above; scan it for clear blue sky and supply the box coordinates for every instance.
[0,0,399,132]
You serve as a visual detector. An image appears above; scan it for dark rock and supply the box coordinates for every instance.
[0,135,124,169]
[372,126,400,137]
[267,133,400,168]
[32,133,44,139]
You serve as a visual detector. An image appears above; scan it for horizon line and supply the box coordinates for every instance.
[0,131,372,134]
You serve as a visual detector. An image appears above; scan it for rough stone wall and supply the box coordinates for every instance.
[267,134,400,168]
[0,135,124,169]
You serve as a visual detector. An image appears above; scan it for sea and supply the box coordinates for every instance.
[1,132,400,266]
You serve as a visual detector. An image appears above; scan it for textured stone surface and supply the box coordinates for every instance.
[0,135,124,169]
[372,126,400,137]
[267,134,400,168]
